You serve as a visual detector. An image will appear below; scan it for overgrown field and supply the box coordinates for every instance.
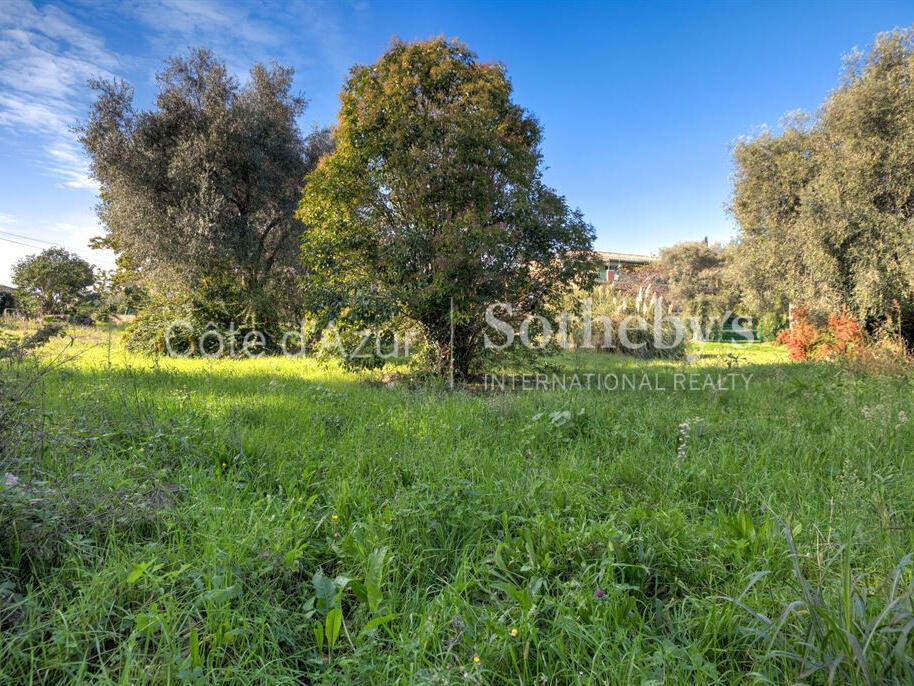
[2,328,914,683]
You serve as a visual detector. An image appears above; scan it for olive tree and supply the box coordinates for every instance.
[731,29,914,340]
[79,48,331,346]
[657,240,740,323]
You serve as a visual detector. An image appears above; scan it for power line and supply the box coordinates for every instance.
[0,229,60,247]
[0,235,48,250]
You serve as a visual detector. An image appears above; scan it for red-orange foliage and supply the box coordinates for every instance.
[827,307,862,354]
[777,306,820,360]
[774,306,863,361]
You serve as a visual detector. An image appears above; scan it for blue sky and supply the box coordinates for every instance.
[0,0,912,284]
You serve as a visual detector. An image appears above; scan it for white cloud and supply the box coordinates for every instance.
[126,0,358,90]
[0,0,361,286]
[131,0,278,46]
[0,0,118,188]
[45,143,99,190]
[0,92,74,135]
[0,0,359,179]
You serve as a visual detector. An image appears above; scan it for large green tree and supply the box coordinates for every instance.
[298,38,597,376]
[732,29,914,339]
[79,49,331,344]
[11,248,95,316]
[657,240,740,322]
[731,116,820,315]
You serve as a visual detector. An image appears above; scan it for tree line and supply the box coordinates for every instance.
[9,28,914,371]
[77,41,596,377]
[731,28,914,344]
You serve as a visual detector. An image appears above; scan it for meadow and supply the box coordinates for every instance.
[2,327,914,684]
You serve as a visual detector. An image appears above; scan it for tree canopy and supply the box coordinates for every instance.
[298,38,597,376]
[731,28,914,336]
[79,48,330,343]
[11,248,95,316]
[656,240,739,323]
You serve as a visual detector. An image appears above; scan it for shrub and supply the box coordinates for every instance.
[776,307,821,360]
[821,307,863,358]
[775,305,910,367]
[311,318,410,372]
[756,310,788,342]
[870,300,909,357]
[777,306,864,361]
[124,285,275,357]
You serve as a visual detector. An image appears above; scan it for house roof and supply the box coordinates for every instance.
[594,251,657,264]
[0,284,13,293]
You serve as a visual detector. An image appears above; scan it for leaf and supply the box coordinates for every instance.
[312,570,337,611]
[189,628,200,669]
[201,585,238,606]
[134,612,161,635]
[366,547,387,585]
[365,582,382,614]
[313,619,324,653]
[364,547,388,613]
[325,607,342,650]
[126,562,149,584]
[283,548,301,567]
[349,579,367,604]
[359,613,397,639]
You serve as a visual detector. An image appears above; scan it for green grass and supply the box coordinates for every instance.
[2,326,913,683]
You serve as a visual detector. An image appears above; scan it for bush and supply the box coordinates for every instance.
[776,307,821,360]
[124,285,275,357]
[775,306,903,363]
[823,307,863,357]
[756,310,788,342]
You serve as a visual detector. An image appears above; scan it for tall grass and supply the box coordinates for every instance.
[565,286,687,359]
[1,326,912,683]
[729,523,914,684]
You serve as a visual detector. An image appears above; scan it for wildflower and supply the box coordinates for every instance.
[331,513,339,521]
[510,627,518,637]
[473,654,481,664]
[861,406,872,420]
[899,410,908,424]
[221,462,227,468]
[594,588,605,599]
[676,417,703,462]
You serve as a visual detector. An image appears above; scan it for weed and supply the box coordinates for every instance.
[729,523,914,684]
[0,327,911,683]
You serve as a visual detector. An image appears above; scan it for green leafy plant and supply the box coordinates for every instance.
[728,525,914,683]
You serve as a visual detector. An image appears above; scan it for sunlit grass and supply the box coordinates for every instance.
[1,325,912,683]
